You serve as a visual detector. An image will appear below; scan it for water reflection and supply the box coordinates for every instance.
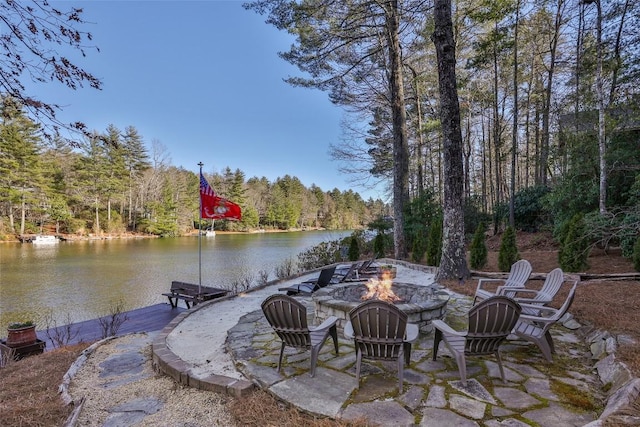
[0,231,350,328]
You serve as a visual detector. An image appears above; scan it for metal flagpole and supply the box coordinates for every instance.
[197,162,203,293]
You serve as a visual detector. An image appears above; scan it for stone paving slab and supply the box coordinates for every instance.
[269,367,356,417]
[341,401,415,426]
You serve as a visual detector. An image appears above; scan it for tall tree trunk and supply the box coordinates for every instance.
[464,113,472,200]
[589,0,607,214]
[608,0,630,106]
[509,1,521,227]
[432,0,470,281]
[20,191,26,235]
[492,22,502,215]
[94,196,100,235]
[524,52,534,188]
[534,74,542,184]
[408,65,425,196]
[385,1,410,259]
[540,0,564,186]
[481,111,488,213]
[8,204,16,234]
[575,1,584,134]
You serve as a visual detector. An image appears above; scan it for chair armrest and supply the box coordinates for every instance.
[515,295,552,304]
[310,316,338,333]
[496,287,552,304]
[405,324,419,343]
[518,304,559,320]
[431,319,466,337]
[344,321,354,339]
[517,314,557,325]
[475,278,505,292]
[496,286,537,296]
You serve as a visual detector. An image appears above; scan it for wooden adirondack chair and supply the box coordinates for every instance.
[497,268,569,314]
[432,296,522,385]
[511,282,578,362]
[261,294,339,377]
[278,265,338,296]
[473,259,532,304]
[344,299,419,393]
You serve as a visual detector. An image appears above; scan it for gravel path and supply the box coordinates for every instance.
[66,333,236,426]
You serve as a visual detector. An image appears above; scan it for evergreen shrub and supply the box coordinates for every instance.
[368,216,393,258]
[404,192,440,261]
[512,185,551,232]
[498,226,519,271]
[411,231,427,263]
[348,236,360,261]
[373,233,385,258]
[464,196,491,238]
[296,239,342,271]
[469,223,488,270]
[558,213,589,272]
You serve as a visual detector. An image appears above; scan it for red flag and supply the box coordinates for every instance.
[200,173,242,220]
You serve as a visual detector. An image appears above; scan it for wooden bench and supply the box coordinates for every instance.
[162,281,229,309]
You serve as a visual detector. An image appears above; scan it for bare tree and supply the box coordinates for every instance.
[98,300,129,338]
[0,1,101,136]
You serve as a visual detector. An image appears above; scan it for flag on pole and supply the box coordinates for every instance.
[199,172,242,220]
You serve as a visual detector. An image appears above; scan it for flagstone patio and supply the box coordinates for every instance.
[226,292,602,426]
[154,261,640,426]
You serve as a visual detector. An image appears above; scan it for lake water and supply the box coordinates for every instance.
[0,230,351,328]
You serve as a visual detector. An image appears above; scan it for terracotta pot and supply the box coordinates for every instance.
[6,325,37,347]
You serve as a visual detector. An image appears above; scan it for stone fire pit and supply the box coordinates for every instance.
[312,281,450,333]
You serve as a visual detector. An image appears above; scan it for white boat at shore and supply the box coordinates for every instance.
[31,235,58,244]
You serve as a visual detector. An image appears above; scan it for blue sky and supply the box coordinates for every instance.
[34,1,386,201]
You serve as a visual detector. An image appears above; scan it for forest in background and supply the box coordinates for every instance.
[0,97,387,239]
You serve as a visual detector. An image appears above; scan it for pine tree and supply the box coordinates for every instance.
[348,236,360,261]
[498,226,519,272]
[559,214,589,272]
[0,97,46,234]
[469,223,488,270]
[373,233,386,258]
[412,232,427,263]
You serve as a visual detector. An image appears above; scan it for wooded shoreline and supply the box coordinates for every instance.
[1,226,335,244]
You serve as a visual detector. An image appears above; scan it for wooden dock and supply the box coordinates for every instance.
[36,303,186,350]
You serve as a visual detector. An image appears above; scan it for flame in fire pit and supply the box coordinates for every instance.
[362,270,400,302]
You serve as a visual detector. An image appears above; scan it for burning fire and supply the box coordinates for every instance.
[362,270,400,303]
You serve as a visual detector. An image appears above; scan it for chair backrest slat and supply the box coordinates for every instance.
[538,268,564,301]
[340,263,357,282]
[349,300,407,361]
[262,295,311,349]
[357,258,376,273]
[503,259,533,289]
[316,265,337,288]
[466,296,521,355]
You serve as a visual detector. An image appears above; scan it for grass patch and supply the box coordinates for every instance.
[550,379,602,412]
